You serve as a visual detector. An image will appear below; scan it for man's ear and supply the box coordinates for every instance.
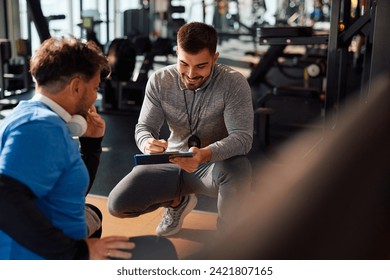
[213,51,220,65]
[176,45,180,56]
[69,76,82,96]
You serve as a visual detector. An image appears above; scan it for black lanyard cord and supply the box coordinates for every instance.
[183,90,197,135]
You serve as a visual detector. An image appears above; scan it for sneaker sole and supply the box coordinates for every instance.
[157,195,198,236]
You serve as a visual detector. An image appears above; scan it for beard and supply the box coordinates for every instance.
[76,94,92,118]
[181,74,205,90]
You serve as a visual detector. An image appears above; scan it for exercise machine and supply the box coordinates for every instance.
[252,26,328,157]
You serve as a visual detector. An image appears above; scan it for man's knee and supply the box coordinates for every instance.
[215,156,252,177]
[107,166,154,218]
[107,189,145,218]
[107,197,141,218]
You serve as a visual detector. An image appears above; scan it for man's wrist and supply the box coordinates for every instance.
[200,147,212,164]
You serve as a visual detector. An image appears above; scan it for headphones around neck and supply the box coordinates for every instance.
[32,94,87,137]
[67,114,87,137]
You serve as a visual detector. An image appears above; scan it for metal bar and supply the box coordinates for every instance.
[26,0,51,42]
[0,40,8,98]
[340,12,371,43]
[106,0,109,43]
[259,35,328,46]
[2,0,9,38]
[367,0,390,99]
[325,0,342,130]
[80,0,83,38]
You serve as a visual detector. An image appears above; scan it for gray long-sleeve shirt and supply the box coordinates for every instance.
[135,63,254,162]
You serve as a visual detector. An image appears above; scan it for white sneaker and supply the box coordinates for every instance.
[156,194,197,236]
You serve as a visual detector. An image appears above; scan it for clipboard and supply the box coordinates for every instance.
[133,151,195,165]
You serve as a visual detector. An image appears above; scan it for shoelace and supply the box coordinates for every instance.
[162,215,173,226]
[162,198,188,226]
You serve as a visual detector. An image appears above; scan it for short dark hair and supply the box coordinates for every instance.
[177,22,218,55]
[30,37,110,89]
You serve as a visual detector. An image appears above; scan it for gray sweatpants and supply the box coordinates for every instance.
[107,156,252,231]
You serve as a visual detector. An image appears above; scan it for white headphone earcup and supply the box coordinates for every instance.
[67,114,87,137]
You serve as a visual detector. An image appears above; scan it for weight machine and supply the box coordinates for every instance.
[325,0,390,129]
[251,0,390,158]
[213,0,267,48]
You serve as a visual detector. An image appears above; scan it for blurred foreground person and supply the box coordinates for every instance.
[193,76,390,259]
